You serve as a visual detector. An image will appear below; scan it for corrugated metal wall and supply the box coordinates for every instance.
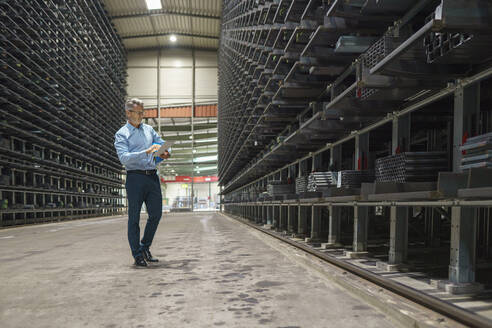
[126,49,218,107]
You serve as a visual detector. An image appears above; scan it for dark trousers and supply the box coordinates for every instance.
[125,172,162,258]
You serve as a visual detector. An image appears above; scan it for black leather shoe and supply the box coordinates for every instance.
[143,249,159,262]
[134,255,147,267]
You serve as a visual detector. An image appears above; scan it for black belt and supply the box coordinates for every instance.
[127,169,157,175]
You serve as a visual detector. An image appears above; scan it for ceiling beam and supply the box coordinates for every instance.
[122,32,219,40]
[111,11,220,21]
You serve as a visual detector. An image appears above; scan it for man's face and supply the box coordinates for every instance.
[126,104,145,126]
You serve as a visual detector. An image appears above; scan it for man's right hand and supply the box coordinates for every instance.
[145,144,161,154]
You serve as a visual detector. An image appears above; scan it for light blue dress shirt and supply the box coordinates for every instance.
[114,122,165,170]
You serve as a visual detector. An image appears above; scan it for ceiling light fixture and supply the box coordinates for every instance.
[145,0,162,10]
[170,35,177,42]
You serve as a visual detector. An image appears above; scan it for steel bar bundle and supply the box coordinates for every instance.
[460,132,492,170]
[375,152,448,182]
[295,176,308,194]
[338,170,375,189]
[307,172,337,192]
[267,180,295,196]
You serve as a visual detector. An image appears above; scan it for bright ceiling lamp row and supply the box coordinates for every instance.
[144,0,178,42]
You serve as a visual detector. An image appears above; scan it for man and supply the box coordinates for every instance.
[114,98,170,267]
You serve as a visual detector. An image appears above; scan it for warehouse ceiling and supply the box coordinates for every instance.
[102,0,222,177]
[103,0,222,51]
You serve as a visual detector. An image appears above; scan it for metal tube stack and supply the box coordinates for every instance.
[295,176,308,194]
[307,172,337,192]
[460,132,492,169]
[375,152,448,182]
[267,180,295,197]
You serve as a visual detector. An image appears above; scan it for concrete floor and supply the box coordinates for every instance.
[0,212,396,328]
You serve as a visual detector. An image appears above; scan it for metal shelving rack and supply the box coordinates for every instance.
[219,0,492,294]
[0,0,127,227]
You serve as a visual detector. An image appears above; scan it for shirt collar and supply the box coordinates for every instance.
[126,121,143,131]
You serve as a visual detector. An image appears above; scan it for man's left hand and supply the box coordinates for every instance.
[159,151,170,159]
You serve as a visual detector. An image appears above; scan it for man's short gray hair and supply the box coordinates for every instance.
[125,98,144,111]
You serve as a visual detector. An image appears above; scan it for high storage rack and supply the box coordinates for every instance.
[219,0,492,294]
[0,0,127,227]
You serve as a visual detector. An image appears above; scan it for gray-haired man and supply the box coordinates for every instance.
[114,98,170,267]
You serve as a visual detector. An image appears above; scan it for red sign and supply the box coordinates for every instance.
[161,176,218,183]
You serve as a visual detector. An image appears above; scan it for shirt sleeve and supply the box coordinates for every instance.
[114,132,148,166]
[151,127,164,145]
[151,127,171,153]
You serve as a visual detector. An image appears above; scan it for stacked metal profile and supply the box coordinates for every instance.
[338,170,375,189]
[258,191,271,202]
[307,172,337,192]
[423,10,492,65]
[295,176,308,194]
[307,170,374,191]
[460,132,492,169]
[375,152,448,183]
[267,180,295,196]
[0,0,126,226]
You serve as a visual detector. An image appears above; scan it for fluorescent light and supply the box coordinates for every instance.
[194,155,218,163]
[145,0,162,10]
[197,166,217,171]
[170,35,177,42]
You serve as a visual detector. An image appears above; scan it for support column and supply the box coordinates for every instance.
[347,132,370,258]
[330,145,342,171]
[453,83,480,172]
[355,132,369,171]
[427,208,441,247]
[288,165,296,182]
[392,114,410,155]
[389,206,408,264]
[347,206,369,258]
[312,153,322,172]
[446,207,483,293]
[262,205,267,225]
[449,207,477,284]
[378,206,409,271]
[280,205,287,232]
[273,205,280,229]
[325,205,341,247]
[287,205,296,233]
[266,205,272,226]
[298,205,309,237]
[310,205,322,242]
